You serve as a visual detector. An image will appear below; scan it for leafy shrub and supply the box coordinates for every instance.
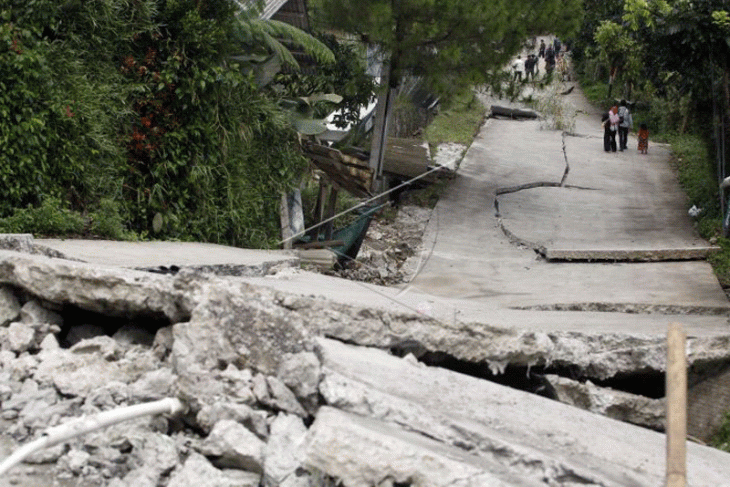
[711,410,730,453]
[0,197,84,235]
[667,134,718,220]
[89,198,134,240]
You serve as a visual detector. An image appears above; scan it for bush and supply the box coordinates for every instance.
[1,1,311,247]
[667,134,719,220]
[711,410,730,453]
[0,197,85,235]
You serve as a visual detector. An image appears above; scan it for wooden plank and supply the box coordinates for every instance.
[294,239,345,250]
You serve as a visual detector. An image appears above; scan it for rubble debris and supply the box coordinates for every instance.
[1,245,730,486]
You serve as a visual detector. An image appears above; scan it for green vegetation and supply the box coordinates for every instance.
[314,0,583,96]
[424,92,486,150]
[0,0,349,248]
[711,411,730,453]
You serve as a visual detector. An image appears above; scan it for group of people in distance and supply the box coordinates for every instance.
[512,37,565,82]
[602,100,649,154]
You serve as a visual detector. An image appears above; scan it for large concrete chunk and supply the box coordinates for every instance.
[0,250,193,321]
[172,281,314,376]
[314,337,730,487]
[305,407,538,487]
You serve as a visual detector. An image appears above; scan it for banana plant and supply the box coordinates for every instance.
[280,93,344,137]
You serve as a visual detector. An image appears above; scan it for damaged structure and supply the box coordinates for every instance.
[3,74,730,486]
[1,235,730,486]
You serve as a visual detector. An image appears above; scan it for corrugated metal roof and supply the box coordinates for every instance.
[235,0,290,19]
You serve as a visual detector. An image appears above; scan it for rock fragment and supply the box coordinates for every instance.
[277,352,321,412]
[167,452,261,487]
[0,285,21,326]
[196,402,269,439]
[199,419,265,472]
[6,322,35,353]
[19,300,63,327]
[263,413,310,487]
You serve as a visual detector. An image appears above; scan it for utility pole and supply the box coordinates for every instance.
[368,62,393,194]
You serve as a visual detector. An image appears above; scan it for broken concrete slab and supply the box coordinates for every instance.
[35,239,299,276]
[305,407,537,487]
[4,248,729,384]
[544,374,665,430]
[314,337,730,486]
[0,250,194,322]
[544,247,719,261]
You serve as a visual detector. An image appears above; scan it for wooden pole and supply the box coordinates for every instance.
[368,64,393,194]
[666,323,687,487]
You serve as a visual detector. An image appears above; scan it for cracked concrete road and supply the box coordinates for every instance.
[408,87,730,318]
[30,84,730,339]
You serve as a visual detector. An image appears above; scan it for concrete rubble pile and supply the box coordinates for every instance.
[2,248,730,487]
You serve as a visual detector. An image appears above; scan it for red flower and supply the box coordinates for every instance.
[64,105,75,118]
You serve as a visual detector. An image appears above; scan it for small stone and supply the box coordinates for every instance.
[196,402,269,439]
[265,377,306,417]
[70,335,122,361]
[152,326,174,360]
[112,323,155,347]
[39,333,60,351]
[129,367,176,402]
[263,413,308,487]
[7,322,35,353]
[277,352,321,401]
[168,452,260,487]
[19,300,63,327]
[252,373,270,404]
[24,444,68,464]
[61,449,91,475]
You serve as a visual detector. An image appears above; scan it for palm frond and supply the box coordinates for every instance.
[233,17,335,69]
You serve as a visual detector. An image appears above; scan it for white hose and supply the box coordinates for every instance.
[0,397,185,476]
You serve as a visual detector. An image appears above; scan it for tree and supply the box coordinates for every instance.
[316,0,584,94]
[593,20,642,98]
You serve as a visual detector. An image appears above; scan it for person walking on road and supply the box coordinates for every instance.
[524,54,537,81]
[538,39,546,58]
[602,106,619,152]
[617,99,633,151]
[512,56,525,81]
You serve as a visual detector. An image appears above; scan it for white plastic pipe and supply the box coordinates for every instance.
[0,397,185,476]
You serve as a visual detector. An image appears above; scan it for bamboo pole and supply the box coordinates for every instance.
[666,323,687,487]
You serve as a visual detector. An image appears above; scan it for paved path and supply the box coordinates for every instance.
[407,85,729,316]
